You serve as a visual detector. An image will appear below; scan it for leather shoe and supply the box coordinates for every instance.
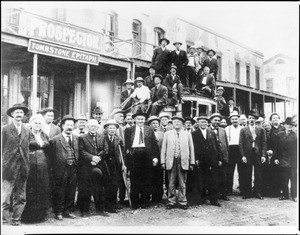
[11,221,21,226]
[292,197,297,202]
[255,193,263,200]
[80,212,89,217]
[210,201,221,207]
[166,204,176,209]
[178,204,188,210]
[106,207,118,213]
[242,195,251,199]
[96,210,109,217]
[279,196,290,200]
[63,212,76,219]
[55,214,63,220]
[220,194,230,201]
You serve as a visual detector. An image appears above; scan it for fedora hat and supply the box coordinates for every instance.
[209,112,222,120]
[247,110,258,119]
[7,103,29,118]
[92,106,104,114]
[153,74,163,81]
[109,108,124,118]
[173,41,182,46]
[149,65,156,70]
[197,116,210,121]
[132,108,148,119]
[229,110,240,119]
[135,77,145,83]
[76,114,87,121]
[159,112,171,119]
[283,117,293,125]
[147,115,160,125]
[170,65,177,70]
[171,115,184,123]
[61,115,76,125]
[123,78,134,86]
[159,38,170,45]
[104,119,119,129]
[269,112,280,121]
[228,96,235,102]
[216,87,225,92]
[40,107,58,115]
[184,116,195,125]
[207,49,216,55]
[189,46,196,50]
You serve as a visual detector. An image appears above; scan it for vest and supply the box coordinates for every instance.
[65,140,76,165]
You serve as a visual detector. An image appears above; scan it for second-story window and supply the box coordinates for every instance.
[235,62,240,83]
[246,65,250,86]
[53,8,66,22]
[154,27,165,47]
[102,12,117,47]
[132,19,142,57]
[217,55,222,80]
[255,67,260,89]
[266,79,273,92]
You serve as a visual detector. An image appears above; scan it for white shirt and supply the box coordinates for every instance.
[127,89,132,96]
[188,55,196,67]
[225,125,241,145]
[44,123,51,136]
[62,131,72,142]
[200,128,207,139]
[14,123,22,135]
[172,75,176,81]
[161,47,166,51]
[229,105,233,114]
[131,85,150,103]
[202,76,207,85]
[132,126,145,147]
[175,50,180,55]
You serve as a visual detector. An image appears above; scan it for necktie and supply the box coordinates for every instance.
[139,127,143,144]
[67,135,72,146]
[110,136,113,142]
[80,130,85,134]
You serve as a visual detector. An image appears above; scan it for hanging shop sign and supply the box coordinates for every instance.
[28,39,100,65]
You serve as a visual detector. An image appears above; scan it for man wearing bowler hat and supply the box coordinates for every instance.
[202,49,219,81]
[144,65,157,90]
[121,78,135,103]
[151,38,171,78]
[148,74,168,116]
[184,116,195,133]
[239,110,266,200]
[186,46,199,89]
[170,41,189,84]
[124,109,159,209]
[92,106,105,134]
[41,107,61,140]
[161,115,195,209]
[2,103,31,225]
[164,65,184,106]
[50,115,79,220]
[72,114,88,136]
[221,96,239,118]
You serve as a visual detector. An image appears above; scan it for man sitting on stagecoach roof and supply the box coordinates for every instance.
[144,65,156,90]
[148,74,168,116]
[120,79,135,103]
[164,65,184,105]
[196,66,215,98]
[214,87,227,113]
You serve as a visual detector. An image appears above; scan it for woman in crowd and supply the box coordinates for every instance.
[22,114,51,223]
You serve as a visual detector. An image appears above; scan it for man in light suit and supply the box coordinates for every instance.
[41,107,61,140]
[120,79,135,103]
[149,74,168,116]
[239,110,267,200]
[202,49,219,81]
[208,113,230,201]
[2,103,30,225]
[151,38,171,78]
[196,66,215,98]
[161,116,195,209]
[124,109,160,209]
[50,115,79,220]
[148,116,165,203]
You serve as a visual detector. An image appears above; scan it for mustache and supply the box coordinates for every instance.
[16,116,23,118]
[67,128,73,131]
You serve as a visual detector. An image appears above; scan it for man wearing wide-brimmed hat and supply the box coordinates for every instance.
[157,112,172,132]
[214,87,226,113]
[2,103,31,225]
[149,74,168,116]
[40,107,61,140]
[164,65,184,106]
[202,49,219,81]
[186,46,199,89]
[183,116,195,133]
[72,114,88,136]
[239,110,266,200]
[151,37,171,78]
[191,115,223,207]
[50,115,79,220]
[196,66,216,98]
[170,41,189,84]
[121,78,135,103]
[161,115,195,209]
[221,96,239,118]
[144,65,156,90]
[124,109,159,209]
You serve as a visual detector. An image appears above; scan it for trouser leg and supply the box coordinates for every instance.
[226,146,239,193]
[176,159,187,206]
[151,166,164,203]
[207,167,219,203]
[280,167,290,198]
[63,165,77,214]
[218,164,227,196]
[117,171,126,202]
[91,167,105,211]
[2,179,15,223]
[77,177,91,213]
[291,168,297,198]
[253,156,262,195]
[240,163,252,197]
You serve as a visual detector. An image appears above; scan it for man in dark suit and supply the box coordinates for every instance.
[151,38,171,78]
[144,65,156,90]
[196,66,215,98]
[124,109,160,209]
[202,49,219,81]
[208,113,230,201]
[239,110,267,200]
[170,41,189,84]
[191,116,223,207]
[41,107,61,140]
[164,65,184,106]
[2,103,30,226]
[50,115,79,220]
[221,97,239,118]
[121,79,135,103]
[149,74,168,116]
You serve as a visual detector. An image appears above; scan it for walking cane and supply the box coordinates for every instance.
[118,145,132,209]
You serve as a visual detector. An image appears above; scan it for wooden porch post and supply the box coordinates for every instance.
[86,64,91,119]
[32,54,38,115]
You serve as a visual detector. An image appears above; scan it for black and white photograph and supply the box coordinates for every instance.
[1,1,299,234]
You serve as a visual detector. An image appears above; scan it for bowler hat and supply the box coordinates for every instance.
[92,106,104,114]
[171,115,184,123]
[207,49,216,56]
[269,112,280,121]
[7,103,29,118]
[228,96,234,102]
[184,116,195,125]
[123,78,134,85]
[40,107,58,115]
[149,65,156,70]
[159,112,171,119]
[209,112,222,120]
[173,41,182,46]
[153,74,163,81]
[170,65,177,70]
[147,115,160,125]
[197,116,210,121]
[247,110,258,119]
[109,108,124,118]
[135,77,145,83]
[104,119,119,129]
[76,114,87,121]
[159,38,170,45]
[283,117,293,125]
[61,115,76,125]
[132,108,148,119]
[217,87,225,92]
[229,110,240,119]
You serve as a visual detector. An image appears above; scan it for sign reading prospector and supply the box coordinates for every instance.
[28,39,100,65]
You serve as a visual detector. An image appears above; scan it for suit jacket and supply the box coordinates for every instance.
[196,73,215,97]
[144,75,155,90]
[164,74,182,92]
[239,125,267,165]
[48,123,61,140]
[124,125,159,168]
[154,130,164,152]
[208,127,229,163]
[170,50,189,71]
[161,130,195,170]
[150,84,168,105]
[192,128,222,167]
[220,104,239,117]
[202,58,218,78]
[277,130,297,168]
[152,47,171,72]
[121,89,134,103]
[158,125,172,133]
[50,133,79,179]
[2,122,30,182]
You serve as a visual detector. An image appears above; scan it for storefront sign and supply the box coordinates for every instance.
[28,39,100,65]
